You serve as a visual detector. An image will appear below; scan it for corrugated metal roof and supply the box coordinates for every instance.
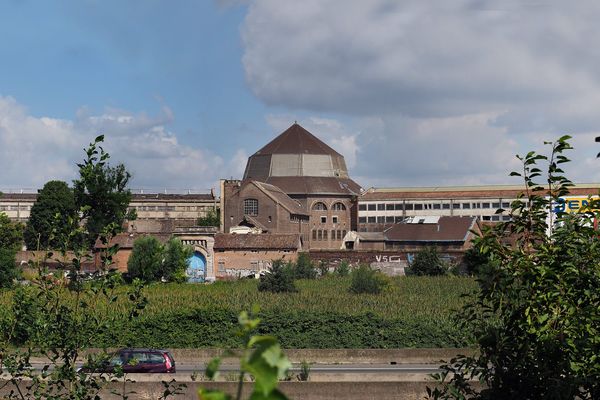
[214,233,301,250]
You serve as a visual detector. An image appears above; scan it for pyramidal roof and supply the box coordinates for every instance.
[254,123,342,156]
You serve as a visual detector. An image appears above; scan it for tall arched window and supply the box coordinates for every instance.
[332,202,346,211]
[243,198,258,216]
[312,202,327,211]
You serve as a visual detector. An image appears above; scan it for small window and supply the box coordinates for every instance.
[337,230,343,240]
[358,204,367,211]
[323,230,328,240]
[482,203,490,209]
[452,203,460,209]
[342,230,347,238]
[312,230,317,240]
[377,216,385,223]
[268,216,272,223]
[395,204,404,210]
[492,202,500,208]
[386,204,394,211]
[491,215,500,221]
[463,203,471,209]
[331,230,335,240]
[414,204,423,210]
[358,217,367,223]
[312,202,327,211]
[367,204,376,211]
[502,202,510,208]
[377,203,385,211]
[385,216,395,223]
[482,216,491,221]
[317,230,323,240]
[332,202,346,211]
[395,216,403,223]
[243,198,258,216]
[332,216,338,224]
[433,203,441,210]
[367,216,376,223]
[320,216,327,224]
[502,215,511,221]
[442,203,450,210]
[405,204,414,210]
[218,261,225,273]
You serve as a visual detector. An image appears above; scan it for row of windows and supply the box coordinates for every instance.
[312,202,346,211]
[358,201,513,211]
[312,229,347,241]
[0,205,30,211]
[131,205,214,212]
[359,215,512,224]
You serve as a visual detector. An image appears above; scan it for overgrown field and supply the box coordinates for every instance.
[0,276,477,348]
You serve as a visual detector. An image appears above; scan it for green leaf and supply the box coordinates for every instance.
[198,389,231,400]
[205,357,221,380]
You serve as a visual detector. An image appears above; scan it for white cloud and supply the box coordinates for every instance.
[0,96,234,192]
[241,0,600,186]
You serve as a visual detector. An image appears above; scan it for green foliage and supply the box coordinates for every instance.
[24,180,78,250]
[0,276,476,349]
[462,246,491,276]
[0,212,23,250]
[0,213,23,288]
[317,260,329,277]
[127,236,164,282]
[197,208,220,227]
[258,260,297,293]
[0,248,19,288]
[407,246,447,276]
[293,252,317,279]
[349,264,388,294]
[162,237,193,283]
[73,135,134,247]
[335,260,350,276]
[429,136,600,399]
[199,310,291,400]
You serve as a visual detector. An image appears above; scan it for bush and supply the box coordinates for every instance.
[407,246,447,276]
[349,264,388,294]
[258,260,297,293]
[335,260,350,276]
[127,236,163,282]
[0,248,19,288]
[317,260,329,277]
[162,238,193,283]
[294,253,317,279]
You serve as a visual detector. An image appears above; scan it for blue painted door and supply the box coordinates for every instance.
[186,252,206,283]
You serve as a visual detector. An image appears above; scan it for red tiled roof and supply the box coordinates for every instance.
[214,233,301,250]
[384,216,476,242]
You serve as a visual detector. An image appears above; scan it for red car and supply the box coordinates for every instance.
[81,348,176,373]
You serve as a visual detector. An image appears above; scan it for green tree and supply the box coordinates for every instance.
[429,136,600,399]
[335,260,350,276]
[407,246,447,276]
[24,180,78,250]
[0,213,23,287]
[349,264,388,294]
[197,208,220,227]
[127,236,164,282]
[294,252,317,279]
[73,135,134,247]
[258,259,297,293]
[162,237,193,283]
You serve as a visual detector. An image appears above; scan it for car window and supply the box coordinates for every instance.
[131,352,149,364]
[148,353,165,364]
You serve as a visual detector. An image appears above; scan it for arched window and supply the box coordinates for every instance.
[331,202,346,211]
[243,198,258,216]
[312,202,327,211]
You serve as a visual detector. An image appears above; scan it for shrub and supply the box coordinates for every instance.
[161,237,193,283]
[258,260,297,293]
[294,252,317,279]
[335,260,350,276]
[127,236,163,282]
[407,246,447,276]
[349,264,388,294]
[0,248,19,288]
[317,260,329,277]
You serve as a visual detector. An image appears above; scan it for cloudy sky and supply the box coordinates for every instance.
[2,0,600,193]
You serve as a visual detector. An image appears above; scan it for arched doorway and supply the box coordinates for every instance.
[186,251,207,283]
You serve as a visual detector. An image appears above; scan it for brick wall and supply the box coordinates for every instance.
[214,249,298,278]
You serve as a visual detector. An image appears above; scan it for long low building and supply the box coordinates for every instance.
[0,189,218,223]
[358,184,600,231]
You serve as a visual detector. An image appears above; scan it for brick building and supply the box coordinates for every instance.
[221,123,362,250]
[213,233,302,278]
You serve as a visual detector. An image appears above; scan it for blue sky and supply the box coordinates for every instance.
[2,1,600,192]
